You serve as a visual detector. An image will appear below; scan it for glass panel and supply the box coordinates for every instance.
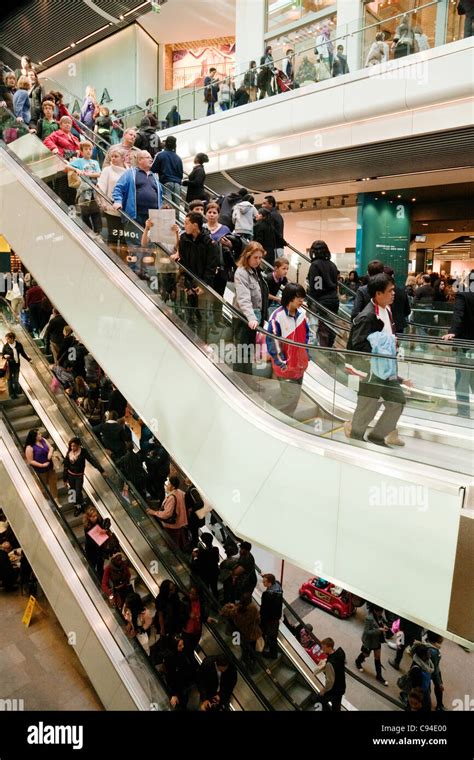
[2,131,471,480]
[266,0,336,33]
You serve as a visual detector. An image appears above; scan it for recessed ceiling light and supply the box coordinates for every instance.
[119,14,124,20]
[71,42,76,47]
[381,191,386,195]
[422,223,429,226]
[397,194,402,198]
[411,198,416,201]
[447,228,454,232]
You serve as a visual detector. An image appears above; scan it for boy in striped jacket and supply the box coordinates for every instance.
[266,283,310,417]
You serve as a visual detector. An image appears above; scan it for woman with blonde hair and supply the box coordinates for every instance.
[80,85,98,129]
[12,75,31,124]
[233,241,269,375]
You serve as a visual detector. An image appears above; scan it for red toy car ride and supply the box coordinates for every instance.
[299,577,362,619]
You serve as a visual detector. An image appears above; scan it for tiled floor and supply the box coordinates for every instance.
[0,589,103,711]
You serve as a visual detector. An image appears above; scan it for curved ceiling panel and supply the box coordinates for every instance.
[205,127,474,195]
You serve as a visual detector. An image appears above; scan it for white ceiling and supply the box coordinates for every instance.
[137,0,236,44]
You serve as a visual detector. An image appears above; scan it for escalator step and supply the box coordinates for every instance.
[272,663,298,690]
[12,415,43,432]
[287,681,313,707]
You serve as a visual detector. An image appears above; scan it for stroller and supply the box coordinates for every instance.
[275,69,294,94]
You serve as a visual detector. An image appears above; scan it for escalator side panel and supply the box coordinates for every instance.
[0,440,148,710]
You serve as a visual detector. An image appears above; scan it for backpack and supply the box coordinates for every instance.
[397,670,413,694]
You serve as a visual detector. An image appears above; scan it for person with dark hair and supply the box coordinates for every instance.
[154,579,184,647]
[381,266,411,335]
[181,584,209,656]
[165,104,181,128]
[332,44,349,77]
[0,541,18,591]
[182,153,209,204]
[34,98,59,141]
[264,256,289,312]
[197,654,237,710]
[24,429,58,500]
[164,635,196,710]
[254,207,278,265]
[44,307,67,363]
[145,441,170,502]
[345,273,412,446]
[221,591,262,670]
[307,240,339,347]
[355,606,389,685]
[116,441,147,498]
[402,643,434,710]
[233,242,269,374]
[258,46,275,99]
[146,475,188,549]
[219,540,239,603]
[93,410,132,461]
[151,134,183,207]
[243,61,258,102]
[351,259,385,320]
[63,437,105,516]
[344,270,360,294]
[218,187,248,229]
[175,211,219,340]
[426,632,445,711]
[316,637,347,711]
[134,116,160,157]
[144,98,158,127]
[2,331,31,399]
[101,552,132,609]
[260,573,283,659]
[188,199,205,214]
[192,532,220,597]
[233,84,250,108]
[266,283,309,418]
[413,274,435,337]
[204,68,219,116]
[232,541,257,599]
[184,478,205,548]
[261,195,285,258]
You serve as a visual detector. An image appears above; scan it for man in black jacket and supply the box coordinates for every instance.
[351,259,384,320]
[316,638,346,711]
[177,212,220,340]
[93,411,132,461]
[197,654,237,710]
[2,331,31,399]
[44,308,67,363]
[346,274,412,446]
[443,282,474,417]
[260,573,283,659]
[262,195,285,258]
[218,188,247,229]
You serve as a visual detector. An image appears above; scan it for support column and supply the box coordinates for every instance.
[356,194,411,286]
[235,0,266,84]
[335,0,364,75]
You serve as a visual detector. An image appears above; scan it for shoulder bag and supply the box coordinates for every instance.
[159,493,177,524]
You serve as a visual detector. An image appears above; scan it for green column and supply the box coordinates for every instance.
[356,193,411,287]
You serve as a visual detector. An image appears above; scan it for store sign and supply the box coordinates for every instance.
[356,194,411,285]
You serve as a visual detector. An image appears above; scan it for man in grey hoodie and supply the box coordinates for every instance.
[316,637,347,711]
[232,194,258,243]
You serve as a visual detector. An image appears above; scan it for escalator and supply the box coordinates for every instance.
[0,300,404,711]
[0,133,472,646]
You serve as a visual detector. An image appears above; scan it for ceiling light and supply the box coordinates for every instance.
[397,194,402,198]
[71,43,76,47]
[422,223,429,226]
[447,228,454,232]
[381,191,386,195]
[119,14,125,20]
[411,198,416,202]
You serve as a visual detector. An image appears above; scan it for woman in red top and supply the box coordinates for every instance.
[43,115,80,157]
[43,115,80,205]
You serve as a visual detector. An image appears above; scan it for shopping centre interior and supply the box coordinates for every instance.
[0,0,472,725]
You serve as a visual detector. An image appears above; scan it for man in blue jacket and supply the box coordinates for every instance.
[151,135,183,208]
[112,149,162,227]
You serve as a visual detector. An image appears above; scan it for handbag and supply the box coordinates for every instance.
[159,494,177,524]
[67,170,82,189]
[255,636,265,653]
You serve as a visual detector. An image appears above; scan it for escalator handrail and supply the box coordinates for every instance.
[3,137,469,371]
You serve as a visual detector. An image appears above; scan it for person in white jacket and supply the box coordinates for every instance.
[96,148,126,246]
[232,195,258,242]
